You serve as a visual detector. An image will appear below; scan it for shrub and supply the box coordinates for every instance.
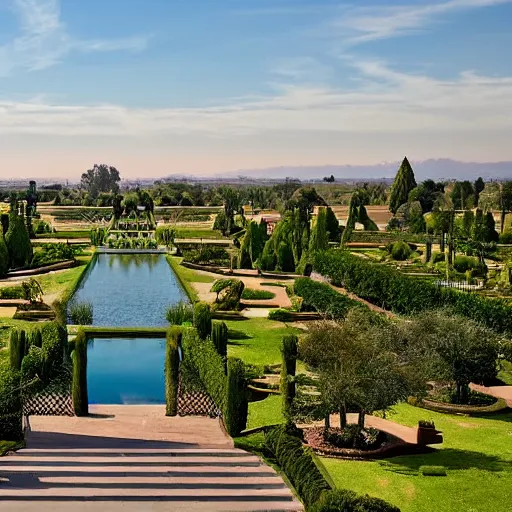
[21,345,44,383]
[294,277,364,321]
[166,301,194,325]
[390,241,412,261]
[211,321,228,359]
[5,213,33,268]
[314,250,512,334]
[420,465,447,477]
[31,243,76,267]
[211,279,245,310]
[268,308,295,322]
[499,232,512,244]
[453,255,485,274]
[241,288,275,300]
[166,326,181,416]
[418,420,436,429]
[310,489,400,512]
[0,235,9,277]
[0,286,24,299]
[90,227,107,246]
[72,329,88,416]
[40,322,67,382]
[0,368,23,441]
[265,426,331,507]
[9,330,24,371]
[224,358,248,436]
[194,302,212,340]
[155,226,176,247]
[281,335,298,421]
[69,300,93,325]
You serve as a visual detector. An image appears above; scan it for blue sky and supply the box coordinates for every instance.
[0,0,511,179]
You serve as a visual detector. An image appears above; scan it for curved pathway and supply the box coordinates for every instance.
[0,405,302,511]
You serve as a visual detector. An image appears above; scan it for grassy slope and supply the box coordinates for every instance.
[498,360,512,385]
[246,395,284,430]
[322,403,512,512]
[224,317,300,368]
[166,256,214,302]
[174,227,227,239]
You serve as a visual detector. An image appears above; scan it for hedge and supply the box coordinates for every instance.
[265,426,331,507]
[0,368,23,441]
[165,326,181,416]
[294,277,365,320]
[211,321,228,360]
[310,489,400,512]
[72,329,88,416]
[314,250,512,334]
[41,322,68,380]
[0,235,9,277]
[280,335,298,421]
[194,302,212,340]
[5,213,33,269]
[9,330,23,371]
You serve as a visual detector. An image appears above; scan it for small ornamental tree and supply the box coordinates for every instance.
[309,207,329,254]
[280,335,298,422]
[5,212,33,268]
[212,321,228,360]
[193,302,212,340]
[389,157,417,214]
[224,358,248,436]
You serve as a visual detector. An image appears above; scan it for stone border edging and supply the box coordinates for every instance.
[5,259,75,278]
[417,397,509,415]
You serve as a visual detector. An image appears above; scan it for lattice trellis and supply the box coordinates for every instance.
[177,377,221,418]
[22,379,74,417]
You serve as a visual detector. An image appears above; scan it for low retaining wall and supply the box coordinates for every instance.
[5,260,75,279]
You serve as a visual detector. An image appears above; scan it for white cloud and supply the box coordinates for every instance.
[0,63,510,138]
[332,0,512,45]
[0,0,150,75]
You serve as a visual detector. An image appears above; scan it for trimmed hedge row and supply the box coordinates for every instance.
[265,426,400,511]
[315,250,512,334]
[294,277,365,320]
[165,327,181,416]
[280,335,298,421]
[72,329,88,417]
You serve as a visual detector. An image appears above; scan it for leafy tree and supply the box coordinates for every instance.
[408,179,444,213]
[323,175,335,183]
[5,212,33,269]
[238,220,268,269]
[474,177,485,205]
[218,187,245,235]
[389,157,417,214]
[80,164,120,198]
[395,201,426,234]
[450,180,475,210]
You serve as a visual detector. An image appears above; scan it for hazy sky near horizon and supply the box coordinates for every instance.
[1,0,512,180]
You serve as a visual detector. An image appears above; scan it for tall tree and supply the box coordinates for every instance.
[309,207,329,253]
[500,182,512,233]
[450,181,475,210]
[408,179,445,213]
[474,177,485,206]
[81,164,121,198]
[389,157,417,214]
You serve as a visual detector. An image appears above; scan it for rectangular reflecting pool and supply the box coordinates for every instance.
[87,337,165,405]
[71,253,188,327]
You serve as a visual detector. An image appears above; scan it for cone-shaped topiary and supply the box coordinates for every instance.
[5,212,33,268]
[389,157,417,214]
[72,329,88,416]
[194,302,212,340]
[166,326,181,416]
[280,335,298,422]
[224,358,248,436]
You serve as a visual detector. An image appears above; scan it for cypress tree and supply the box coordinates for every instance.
[277,242,295,272]
[389,157,417,214]
[341,194,358,245]
[325,207,340,242]
[166,326,181,416]
[211,321,228,360]
[224,358,248,436]
[309,207,329,253]
[0,235,9,277]
[280,335,298,422]
[5,212,33,268]
[32,329,43,348]
[9,330,23,371]
[72,329,88,416]
[358,204,379,231]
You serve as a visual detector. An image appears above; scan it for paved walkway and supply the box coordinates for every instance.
[0,405,301,511]
[470,383,512,407]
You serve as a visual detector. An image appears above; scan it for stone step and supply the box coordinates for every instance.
[19,448,250,455]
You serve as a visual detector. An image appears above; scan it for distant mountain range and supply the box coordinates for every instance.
[214,159,512,182]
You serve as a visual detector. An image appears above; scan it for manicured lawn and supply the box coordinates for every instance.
[224,317,301,368]
[499,360,512,385]
[321,403,512,512]
[166,256,214,302]
[247,395,284,430]
[174,227,227,239]
[36,231,90,239]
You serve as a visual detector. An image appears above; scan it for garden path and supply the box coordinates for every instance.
[470,383,512,407]
[0,405,302,511]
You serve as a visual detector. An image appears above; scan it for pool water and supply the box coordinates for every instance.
[87,337,166,404]
[71,253,188,327]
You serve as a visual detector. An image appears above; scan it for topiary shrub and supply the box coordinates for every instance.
[0,235,9,277]
[9,330,23,371]
[21,345,44,383]
[277,241,295,272]
[72,329,88,416]
[310,489,400,512]
[390,241,412,261]
[211,279,245,310]
[166,326,181,416]
[224,358,248,436]
[211,321,228,360]
[241,288,275,300]
[453,255,486,275]
[32,328,43,348]
[40,322,67,382]
[281,335,298,421]
[5,213,33,269]
[194,302,212,340]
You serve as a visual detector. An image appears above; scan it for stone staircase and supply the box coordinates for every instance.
[0,406,302,511]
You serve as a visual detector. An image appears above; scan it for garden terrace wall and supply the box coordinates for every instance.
[314,250,512,334]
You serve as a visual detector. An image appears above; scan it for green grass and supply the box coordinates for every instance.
[246,395,284,430]
[241,288,276,300]
[225,317,300,367]
[498,360,512,385]
[166,256,214,302]
[174,227,227,239]
[0,440,23,456]
[322,402,512,512]
[68,326,168,338]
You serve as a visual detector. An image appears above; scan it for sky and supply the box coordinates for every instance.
[0,0,511,180]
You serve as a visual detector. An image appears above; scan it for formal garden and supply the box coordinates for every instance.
[1,166,512,511]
